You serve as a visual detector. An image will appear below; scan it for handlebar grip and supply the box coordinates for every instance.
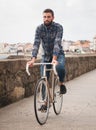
[26,63,30,76]
[53,64,57,75]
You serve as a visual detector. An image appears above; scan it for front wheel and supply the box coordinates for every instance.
[53,77,63,115]
[34,78,49,125]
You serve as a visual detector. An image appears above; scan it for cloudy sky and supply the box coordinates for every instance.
[0,0,96,43]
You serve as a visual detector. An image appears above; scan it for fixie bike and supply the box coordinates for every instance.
[26,62,63,125]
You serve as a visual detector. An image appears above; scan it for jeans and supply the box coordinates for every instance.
[40,55,66,82]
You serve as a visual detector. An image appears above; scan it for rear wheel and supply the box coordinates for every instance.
[34,78,49,125]
[53,77,63,115]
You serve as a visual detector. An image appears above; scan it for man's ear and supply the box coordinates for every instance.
[52,16,54,21]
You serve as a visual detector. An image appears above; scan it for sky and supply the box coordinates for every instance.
[0,0,96,43]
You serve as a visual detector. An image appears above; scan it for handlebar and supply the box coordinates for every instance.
[26,63,57,76]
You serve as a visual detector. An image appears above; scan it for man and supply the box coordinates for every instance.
[27,8,67,95]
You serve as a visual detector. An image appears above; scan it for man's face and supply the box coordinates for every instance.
[43,12,54,26]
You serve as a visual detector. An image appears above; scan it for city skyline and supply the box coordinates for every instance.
[0,0,96,43]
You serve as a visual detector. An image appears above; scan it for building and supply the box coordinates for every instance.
[0,43,4,53]
[70,40,90,53]
[93,35,96,51]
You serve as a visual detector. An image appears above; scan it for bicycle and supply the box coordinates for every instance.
[26,62,63,125]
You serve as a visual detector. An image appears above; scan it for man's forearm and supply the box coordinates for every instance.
[52,55,57,60]
[31,57,36,62]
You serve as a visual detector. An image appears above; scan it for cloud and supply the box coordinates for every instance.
[0,0,96,43]
[65,0,79,7]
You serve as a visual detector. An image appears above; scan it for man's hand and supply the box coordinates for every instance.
[52,59,58,65]
[27,57,36,67]
[52,55,58,65]
[52,59,58,75]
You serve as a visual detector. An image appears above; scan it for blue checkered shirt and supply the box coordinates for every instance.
[32,22,64,61]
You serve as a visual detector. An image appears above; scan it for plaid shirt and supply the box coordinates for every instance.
[32,22,64,61]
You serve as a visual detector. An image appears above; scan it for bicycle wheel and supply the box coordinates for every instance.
[34,78,50,125]
[53,77,63,115]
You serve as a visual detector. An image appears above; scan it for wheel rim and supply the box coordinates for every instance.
[53,78,63,115]
[34,79,49,125]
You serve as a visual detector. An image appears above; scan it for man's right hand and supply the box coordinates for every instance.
[27,57,36,67]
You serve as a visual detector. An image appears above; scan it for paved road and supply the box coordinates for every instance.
[0,69,96,130]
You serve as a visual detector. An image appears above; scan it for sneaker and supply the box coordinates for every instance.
[38,105,47,112]
[60,84,67,94]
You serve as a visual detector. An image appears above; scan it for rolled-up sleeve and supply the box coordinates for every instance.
[32,26,41,58]
[53,25,63,56]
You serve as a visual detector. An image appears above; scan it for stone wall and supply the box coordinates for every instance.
[0,55,96,107]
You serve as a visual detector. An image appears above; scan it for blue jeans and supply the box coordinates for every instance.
[41,55,66,82]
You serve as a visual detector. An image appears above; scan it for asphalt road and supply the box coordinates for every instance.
[0,69,96,130]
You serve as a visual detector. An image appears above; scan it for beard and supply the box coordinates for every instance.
[44,20,53,26]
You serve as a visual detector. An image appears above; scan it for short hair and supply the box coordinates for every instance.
[43,9,54,17]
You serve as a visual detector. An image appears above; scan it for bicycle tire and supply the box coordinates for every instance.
[53,77,63,115]
[34,78,49,125]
